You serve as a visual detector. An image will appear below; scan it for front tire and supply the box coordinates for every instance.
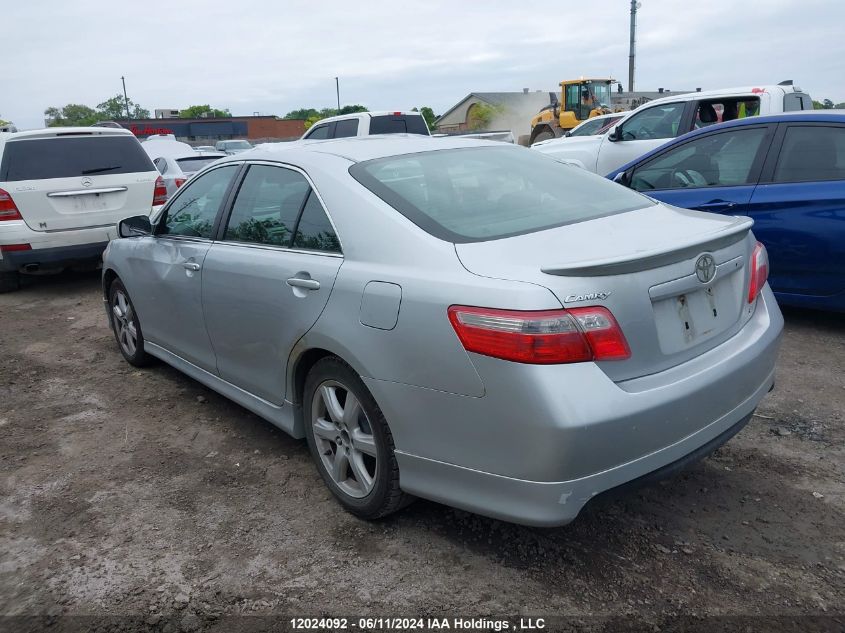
[108,279,151,367]
[531,128,555,144]
[0,271,20,293]
[303,357,412,520]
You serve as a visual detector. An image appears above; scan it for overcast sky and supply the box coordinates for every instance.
[4,0,844,129]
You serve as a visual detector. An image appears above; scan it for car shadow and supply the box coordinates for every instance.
[780,305,845,332]
[14,267,102,295]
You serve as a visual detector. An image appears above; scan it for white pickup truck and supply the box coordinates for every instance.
[533,82,813,175]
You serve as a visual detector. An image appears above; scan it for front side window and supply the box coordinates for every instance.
[621,102,686,141]
[224,165,310,247]
[350,146,652,242]
[159,165,238,238]
[773,125,845,183]
[630,127,769,191]
[306,125,330,140]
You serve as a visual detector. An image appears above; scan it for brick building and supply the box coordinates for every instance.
[117,116,306,142]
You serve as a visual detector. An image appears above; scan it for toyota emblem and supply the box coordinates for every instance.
[81,177,93,187]
[695,254,717,284]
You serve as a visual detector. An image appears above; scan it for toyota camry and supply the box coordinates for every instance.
[102,136,783,526]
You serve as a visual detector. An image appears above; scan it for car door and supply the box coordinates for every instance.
[625,124,773,215]
[746,122,845,298]
[596,101,691,175]
[126,163,241,372]
[201,163,343,404]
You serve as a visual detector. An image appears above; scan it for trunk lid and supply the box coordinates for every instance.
[0,132,157,231]
[455,203,757,381]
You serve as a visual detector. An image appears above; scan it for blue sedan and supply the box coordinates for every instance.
[608,111,845,311]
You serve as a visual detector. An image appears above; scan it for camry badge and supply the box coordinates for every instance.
[565,291,611,302]
[695,254,717,284]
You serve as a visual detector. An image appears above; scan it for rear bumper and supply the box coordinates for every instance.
[0,221,114,272]
[365,287,783,526]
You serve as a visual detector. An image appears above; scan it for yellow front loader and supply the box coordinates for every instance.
[528,78,616,145]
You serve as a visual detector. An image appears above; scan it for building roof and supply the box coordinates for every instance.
[435,92,555,124]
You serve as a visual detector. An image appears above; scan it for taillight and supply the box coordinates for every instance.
[174,178,186,188]
[0,243,32,252]
[747,241,769,303]
[447,305,630,365]
[152,176,168,206]
[0,188,23,221]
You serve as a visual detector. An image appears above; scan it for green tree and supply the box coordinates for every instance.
[298,105,369,129]
[467,102,504,130]
[413,106,438,130]
[337,104,368,115]
[284,108,320,120]
[179,105,231,119]
[44,103,99,126]
[96,94,149,120]
[836,102,845,109]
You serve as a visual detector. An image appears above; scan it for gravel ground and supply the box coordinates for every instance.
[0,270,843,632]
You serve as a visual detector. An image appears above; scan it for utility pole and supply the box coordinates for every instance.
[335,77,340,111]
[628,1,641,94]
[121,76,131,119]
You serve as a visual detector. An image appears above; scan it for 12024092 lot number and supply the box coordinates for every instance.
[290,617,546,630]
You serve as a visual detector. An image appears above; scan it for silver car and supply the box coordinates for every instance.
[102,136,783,526]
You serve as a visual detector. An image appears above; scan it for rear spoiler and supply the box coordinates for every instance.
[541,216,753,276]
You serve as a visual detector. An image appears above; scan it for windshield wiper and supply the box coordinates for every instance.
[81,165,121,175]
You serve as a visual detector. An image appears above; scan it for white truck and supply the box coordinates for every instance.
[533,82,813,175]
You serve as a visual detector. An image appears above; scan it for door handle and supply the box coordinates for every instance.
[182,262,201,271]
[698,200,737,211]
[286,277,320,290]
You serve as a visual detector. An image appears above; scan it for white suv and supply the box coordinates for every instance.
[301,111,430,140]
[0,127,163,292]
[533,82,813,175]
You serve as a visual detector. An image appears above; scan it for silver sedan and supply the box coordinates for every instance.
[102,136,783,526]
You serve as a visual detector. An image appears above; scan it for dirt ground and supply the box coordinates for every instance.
[0,270,843,633]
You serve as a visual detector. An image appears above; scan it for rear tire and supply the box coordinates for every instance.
[303,356,412,520]
[531,129,555,144]
[0,271,20,293]
[108,279,151,367]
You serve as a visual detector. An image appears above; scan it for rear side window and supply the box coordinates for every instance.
[176,156,221,174]
[292,193,341,252]
[334,119,359,138]
[369,115,429,136]
[350,146,652,243]
[0,135,154,181]
[773,125,845,183]
[784,93,812,111]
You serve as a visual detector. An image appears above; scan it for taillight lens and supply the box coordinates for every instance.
[0,243,32,252]
[152,176,168,206]
[0,188,23,221]
[447,305,630,364]
[747,241,769,303]
[174,178,186,188]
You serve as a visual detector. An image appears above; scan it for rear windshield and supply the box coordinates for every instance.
[222,140,251,150]
[350,146,653,243]
[1,135,154,182]
[369,115,429,136]
[176,156,221,174]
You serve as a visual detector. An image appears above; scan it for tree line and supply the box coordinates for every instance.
[284,106,438,130]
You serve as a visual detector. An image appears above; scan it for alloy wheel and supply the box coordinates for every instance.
[111,290,138,357]
[311,380,378,498]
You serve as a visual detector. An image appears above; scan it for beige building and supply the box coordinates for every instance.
[434,90,555,138]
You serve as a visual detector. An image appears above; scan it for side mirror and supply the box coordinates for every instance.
[564,131,572,137]
[119,215,152,238]
[608,125,623,142]
[613,169,633,187]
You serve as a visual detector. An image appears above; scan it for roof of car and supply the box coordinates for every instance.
[311,111,422,125]
[2,126,134,140]
[219,134,502,165]
[609,110,845,176]
[637,84,807,110]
